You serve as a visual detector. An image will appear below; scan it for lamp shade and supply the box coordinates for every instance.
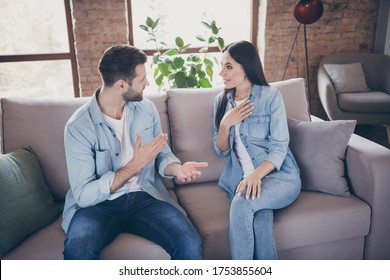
[294,0,324,24]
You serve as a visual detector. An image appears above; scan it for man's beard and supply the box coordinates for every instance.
[122,86,143,102]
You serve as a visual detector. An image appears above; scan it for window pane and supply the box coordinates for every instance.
[132,0,251,50]
[0,0,69,55]
[0,60,74,98]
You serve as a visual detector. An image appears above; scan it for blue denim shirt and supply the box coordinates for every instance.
[62,88,184,233]
[213,84,300,199]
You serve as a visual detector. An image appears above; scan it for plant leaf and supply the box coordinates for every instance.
[197,70,206,79]
[146,17,154,28]
[139,25,149,32]
[173,57,185,69]
[158,63,170,76]
[190,65,197,75]
[151,18,160,29]
[211,20,219,35]
[175,37,184,48]
[155,74,164,86]
[206,66,213,79]
[163,49,179,56]
[196,35,206,42]
[199,78,212,88]
[218,37,225,50]
[186,76,198,87]
[201,21,211,29]
[204,58,213,67]
[174,71,187,88]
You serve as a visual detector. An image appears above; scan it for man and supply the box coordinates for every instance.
[62,44,207,260]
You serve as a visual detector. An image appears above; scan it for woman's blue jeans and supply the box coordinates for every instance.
[63,191,201,260]
[229,177,301,260]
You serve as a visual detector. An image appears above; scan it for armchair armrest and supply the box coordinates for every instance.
[345,134,390,259]
[317,66,339,120]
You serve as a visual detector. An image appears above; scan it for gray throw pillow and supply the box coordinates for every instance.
[287,119,356,196]
[0,147,60,257]
[323,62,369,94]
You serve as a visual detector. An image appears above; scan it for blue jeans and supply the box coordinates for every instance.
[63,191,201,260]
[229,177,301,260]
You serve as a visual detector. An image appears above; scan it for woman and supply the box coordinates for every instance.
[213,40,301,259]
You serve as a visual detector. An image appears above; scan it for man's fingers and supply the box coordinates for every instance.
[192,162,208,169]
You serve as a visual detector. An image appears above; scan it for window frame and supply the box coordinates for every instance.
[0,0,80,97]
[127,0,259,55]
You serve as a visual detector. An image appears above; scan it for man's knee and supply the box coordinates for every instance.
[174,227,202,260]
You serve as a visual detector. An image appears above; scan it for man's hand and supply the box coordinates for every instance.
[110,133,168,193]
[130,133,168,170]
[167,162,209,183]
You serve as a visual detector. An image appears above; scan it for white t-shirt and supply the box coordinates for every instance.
[103,110,141,198]
[232,99,255,178]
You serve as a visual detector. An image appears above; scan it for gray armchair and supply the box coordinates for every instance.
[317,53,390,136]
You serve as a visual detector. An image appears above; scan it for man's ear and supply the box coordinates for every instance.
[114,79,127,90]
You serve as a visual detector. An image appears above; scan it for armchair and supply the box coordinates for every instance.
[317,53,390,140]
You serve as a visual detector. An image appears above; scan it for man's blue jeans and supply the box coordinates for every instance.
[63,191,202,260]
[229,177,301,260]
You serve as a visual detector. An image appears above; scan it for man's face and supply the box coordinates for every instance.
[123,64,150,102]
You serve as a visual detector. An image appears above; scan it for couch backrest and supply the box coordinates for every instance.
[1,97,89,201]
[0,93,170,201]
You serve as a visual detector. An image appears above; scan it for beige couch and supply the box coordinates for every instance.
[1,78,390,260]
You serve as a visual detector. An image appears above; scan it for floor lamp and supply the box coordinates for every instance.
[282,0,324,112]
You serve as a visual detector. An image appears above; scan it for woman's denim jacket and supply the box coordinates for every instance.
[213,84,300,199]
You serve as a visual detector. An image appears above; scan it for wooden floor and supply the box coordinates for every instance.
[354,124,390,149]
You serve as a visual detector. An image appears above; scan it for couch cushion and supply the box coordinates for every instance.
[167,87,228,184]
[323,62,369,94]
[175,182,370,259]
[337,91,390,113]
[1,97,89,201]
[174,182,231,259]
[270,78,310,121]
[288,118,356,196]
[0,147,61,257]
[274,191,371,252]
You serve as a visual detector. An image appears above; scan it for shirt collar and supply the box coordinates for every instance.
[226,84,263,104]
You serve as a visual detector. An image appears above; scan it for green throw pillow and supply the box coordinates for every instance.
[0,146,60,257]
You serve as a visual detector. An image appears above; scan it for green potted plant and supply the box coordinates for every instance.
[139,17,225,90]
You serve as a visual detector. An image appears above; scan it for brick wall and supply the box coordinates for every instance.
[264,0,379,118]
[71,0,379,118]
[71,0,128,96]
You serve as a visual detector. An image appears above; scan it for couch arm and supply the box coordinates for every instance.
[345,134,390,259]
[317,66,340,120]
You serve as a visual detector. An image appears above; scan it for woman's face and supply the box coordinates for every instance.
[219,51,247,89]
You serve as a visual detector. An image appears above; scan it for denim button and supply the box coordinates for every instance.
[115,153,119,156]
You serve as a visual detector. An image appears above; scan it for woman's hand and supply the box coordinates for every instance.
[236,171,263,200]
[220,100,254,130]
[236,161,275,200]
